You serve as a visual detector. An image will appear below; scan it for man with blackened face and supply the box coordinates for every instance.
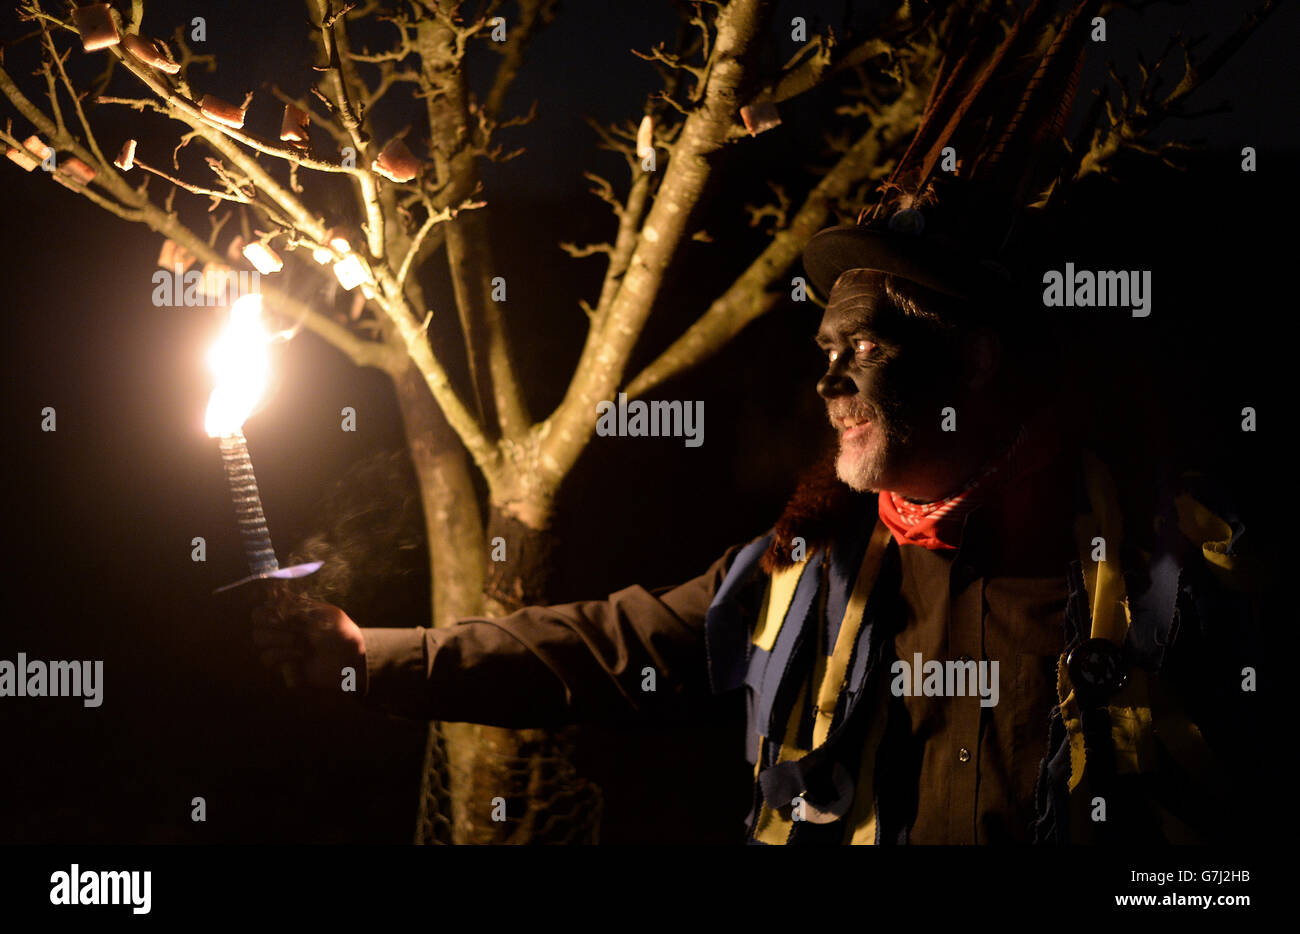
[817,268,1017,502]
[251,0,1256,845]
[254,238,1247,843]
[252,252,1250,845]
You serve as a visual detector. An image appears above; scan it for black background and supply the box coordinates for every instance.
[0,0,1292,846]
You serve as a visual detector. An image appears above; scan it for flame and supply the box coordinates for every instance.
[204,293,271,437]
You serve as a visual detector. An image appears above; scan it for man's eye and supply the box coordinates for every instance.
[827,348,840,364]
[854,339,876,356]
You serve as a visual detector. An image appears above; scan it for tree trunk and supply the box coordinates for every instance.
[391,367,601,843]
[392,365,486,627]
[392,363,481,844]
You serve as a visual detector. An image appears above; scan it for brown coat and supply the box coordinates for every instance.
[361,442,1089,843]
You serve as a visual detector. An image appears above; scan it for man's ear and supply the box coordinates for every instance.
[964,327,1001,390]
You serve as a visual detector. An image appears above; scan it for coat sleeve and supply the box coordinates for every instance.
[360,545,745,727]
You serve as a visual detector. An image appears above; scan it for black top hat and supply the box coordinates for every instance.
[802,0,1101,309]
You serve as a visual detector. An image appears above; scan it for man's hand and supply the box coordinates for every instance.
[251,583,366,694]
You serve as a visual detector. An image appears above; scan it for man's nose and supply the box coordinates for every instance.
[817,359,855,400]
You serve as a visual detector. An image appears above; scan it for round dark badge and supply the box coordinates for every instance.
[887,208,926,236]
[1067,638,1128,704]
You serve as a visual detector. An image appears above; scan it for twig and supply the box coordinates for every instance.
[134,157,250,205]
[558,241,614,258]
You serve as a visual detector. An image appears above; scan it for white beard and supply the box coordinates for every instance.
[835,426,891,492]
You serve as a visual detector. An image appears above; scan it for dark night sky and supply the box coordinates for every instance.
[0,0,1293,844]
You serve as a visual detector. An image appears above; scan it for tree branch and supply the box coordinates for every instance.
[396,197,485,289]
[539,0,772,483]
[1075,0,1278,180]
[416,10,530,444]
[624,94,924,398]
[482,0,556,124]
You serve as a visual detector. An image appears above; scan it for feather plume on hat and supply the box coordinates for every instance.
[803,0,1101,309]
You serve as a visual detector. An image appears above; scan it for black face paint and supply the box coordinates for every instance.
[814,269,964,492]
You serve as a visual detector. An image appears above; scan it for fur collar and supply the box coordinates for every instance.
[760,452,876,574]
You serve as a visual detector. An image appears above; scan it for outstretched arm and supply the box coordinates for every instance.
[254,545,744,728]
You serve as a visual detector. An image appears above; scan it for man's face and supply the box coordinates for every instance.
[815,271,957,493]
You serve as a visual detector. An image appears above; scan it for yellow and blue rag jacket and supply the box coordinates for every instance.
[703,453,1261,845]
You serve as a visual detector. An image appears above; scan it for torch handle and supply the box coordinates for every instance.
[217,432,280,576]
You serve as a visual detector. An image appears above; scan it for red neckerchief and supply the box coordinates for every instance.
[876,420,1050,551]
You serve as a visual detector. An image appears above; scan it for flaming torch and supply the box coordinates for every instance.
[206,293,320,593]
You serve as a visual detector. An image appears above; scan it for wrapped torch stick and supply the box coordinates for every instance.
[207,294,321,595]
[216,430,280,577]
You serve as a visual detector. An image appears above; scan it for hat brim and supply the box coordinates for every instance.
[801,225,1001,305]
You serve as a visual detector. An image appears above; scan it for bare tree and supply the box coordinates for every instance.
[0,0,1273,842]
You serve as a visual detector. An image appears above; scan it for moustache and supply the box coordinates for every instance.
[826,396,878,426]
